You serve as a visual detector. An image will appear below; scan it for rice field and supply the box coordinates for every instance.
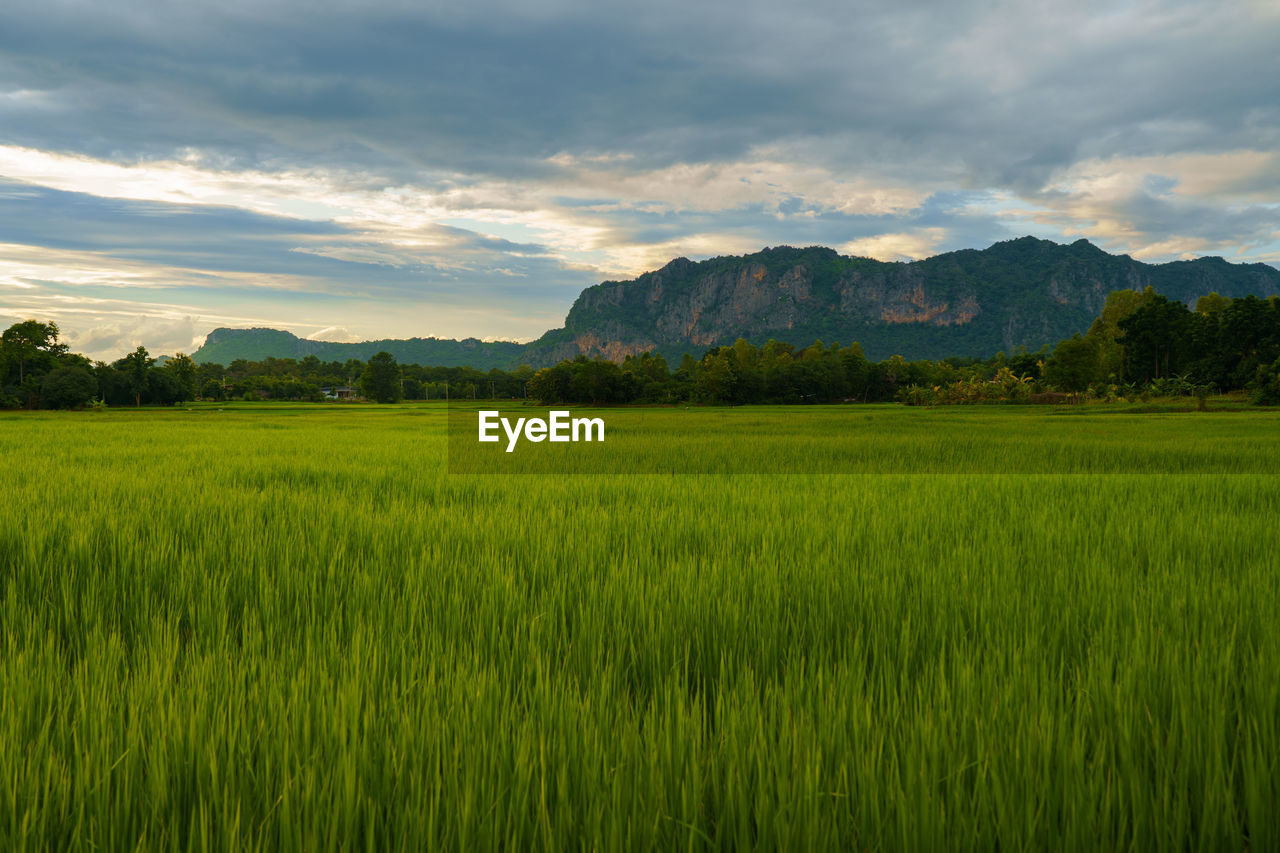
[2,402,1279,851]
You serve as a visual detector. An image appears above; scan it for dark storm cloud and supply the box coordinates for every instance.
[2,0,1273,186]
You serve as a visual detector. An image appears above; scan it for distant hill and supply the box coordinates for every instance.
[191,237,1280,366]
[192,328,524,370]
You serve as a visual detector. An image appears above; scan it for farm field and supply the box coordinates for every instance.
[2,402,1279,850]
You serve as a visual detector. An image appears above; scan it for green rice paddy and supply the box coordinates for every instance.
[2,403,1278,850]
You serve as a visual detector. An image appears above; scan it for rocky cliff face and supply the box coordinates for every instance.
[836,268,980,326]
[523,237,1280,362]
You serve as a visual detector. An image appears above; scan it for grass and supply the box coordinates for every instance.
[2,402,1278,850]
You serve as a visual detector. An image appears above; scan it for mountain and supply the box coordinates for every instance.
[192,328,523,370]
[523,237,1280,362]
[192,237,1280,366]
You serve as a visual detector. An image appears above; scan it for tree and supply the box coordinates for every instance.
[164,353,198,402]
[694,351,735,403]
[1251,356,1280,406]
[1085,287,1156,381]
[116,346,154,407]
[620,352,672,401]
[839,342,870,397]
[1118,296,1192,383]
[1196,292,1230,316]
[146,368,184,405]
[200,378,226,401]
[360,351,402,403]
[527,366,569,404]
[344,358,366,387]
[1043,334,1100,392]
[41,366,98,409]
[1,320,65,386]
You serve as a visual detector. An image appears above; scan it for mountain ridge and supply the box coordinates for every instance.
[193,329,525,371]
[191,237,1280,366]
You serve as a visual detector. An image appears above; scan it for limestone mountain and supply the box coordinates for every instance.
[521,237,1280,362]
[192,237,1280,366]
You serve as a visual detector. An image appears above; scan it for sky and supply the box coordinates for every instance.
[1,0,1278,360]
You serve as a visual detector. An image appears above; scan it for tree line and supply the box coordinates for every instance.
[0,323,209,409]
[523,289,1280,406]
[0,325,534,409]
[3,288,1278,409]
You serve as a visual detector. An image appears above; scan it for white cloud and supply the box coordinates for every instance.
[840,229,949,262]
[0,143,930,281]
[68,316,203,361]
[306,325,361,342]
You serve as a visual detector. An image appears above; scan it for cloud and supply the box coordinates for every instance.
[1,0,1278,357]
[306,325,360,343]
[840,229,950,262]
[0,181,599,359]
[68,316,203,361]
[1010,150,1280,256]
